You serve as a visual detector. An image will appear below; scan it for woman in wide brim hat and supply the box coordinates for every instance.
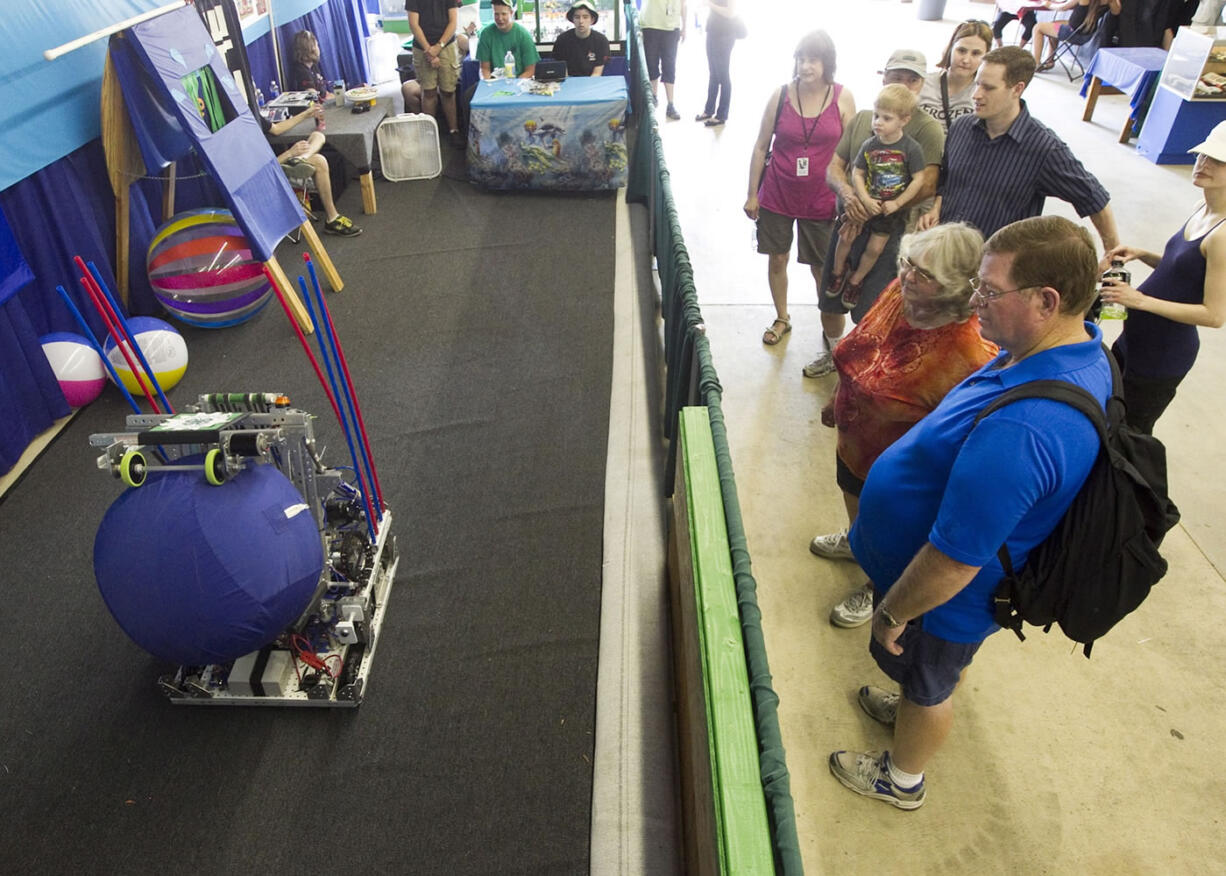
[1097,121,1226,434]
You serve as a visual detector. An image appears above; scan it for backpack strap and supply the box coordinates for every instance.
[970,347,1120,631]
[939,70,952,134]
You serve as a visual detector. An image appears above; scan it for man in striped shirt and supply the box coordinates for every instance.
[919,46,1118,250]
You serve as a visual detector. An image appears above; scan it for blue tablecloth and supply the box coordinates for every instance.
[1081,47,1169,115]
[468,77,629,190]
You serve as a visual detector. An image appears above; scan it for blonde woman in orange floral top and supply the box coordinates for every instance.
[811,222,998,628]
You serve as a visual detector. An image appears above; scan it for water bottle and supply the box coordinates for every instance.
[1099,259,1130,320]
[256,88,265,108]
[504,50,515,79]
[270,79,280,99]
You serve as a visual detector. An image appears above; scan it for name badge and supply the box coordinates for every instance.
[796,156,809,177]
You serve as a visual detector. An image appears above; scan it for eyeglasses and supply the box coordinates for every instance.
[897,256,936,284]
[968,276,1037,304]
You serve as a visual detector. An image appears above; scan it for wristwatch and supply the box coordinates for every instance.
[878,606,905,628]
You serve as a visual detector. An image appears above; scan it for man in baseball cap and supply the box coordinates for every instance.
[880,48,927,79]
[802,48,945,382]
[551,0,610,77]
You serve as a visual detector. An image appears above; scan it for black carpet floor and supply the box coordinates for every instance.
[0,167,615,874]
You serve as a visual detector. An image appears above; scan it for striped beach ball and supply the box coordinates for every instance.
[40,332,107,407]
[103,316,189,394]
[147,208,272,328]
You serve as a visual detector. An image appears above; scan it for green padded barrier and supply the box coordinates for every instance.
[621,3,803,872]
[680,408,774,876]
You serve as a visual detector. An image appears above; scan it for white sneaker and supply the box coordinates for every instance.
[858,684,899,726]
[829,582,874,628]
[809,530,854,560]
[828,750,926,810]
[802,352,835,378]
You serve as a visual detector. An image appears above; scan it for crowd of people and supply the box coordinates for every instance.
[253,0,1223,823]
[256,1,616,239]
[731,16,1225,812]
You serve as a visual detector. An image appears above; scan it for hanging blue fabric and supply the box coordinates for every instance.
[119,4,303,262]
[277,0,372,89]
[0,203,68,477]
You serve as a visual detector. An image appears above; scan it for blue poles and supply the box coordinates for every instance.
[55,284,141,414]
[297,274,378,543]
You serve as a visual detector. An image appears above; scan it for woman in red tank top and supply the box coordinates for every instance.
[744,31,857,349]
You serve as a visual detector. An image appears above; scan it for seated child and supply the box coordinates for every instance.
[827,83,927,309]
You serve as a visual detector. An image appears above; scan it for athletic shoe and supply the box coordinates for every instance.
[324,215,362,237]
[665,103,681,120]
[829,582,874,628]
[841,279,863,310]
[809,529,854,560]
[858,684,899,726]
[802,352,835,378]
[828,750,926,810]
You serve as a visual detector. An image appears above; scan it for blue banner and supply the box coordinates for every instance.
[0,0,170,193]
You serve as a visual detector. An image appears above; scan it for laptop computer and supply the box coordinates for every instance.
[535,60,567,82]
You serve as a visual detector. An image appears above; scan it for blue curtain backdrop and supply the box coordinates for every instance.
[0,131,221,478]
[277,0,372,89]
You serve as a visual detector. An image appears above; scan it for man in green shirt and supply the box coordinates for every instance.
[476,0,539,79]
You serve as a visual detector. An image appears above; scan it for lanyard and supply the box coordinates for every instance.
[795,83,831,149]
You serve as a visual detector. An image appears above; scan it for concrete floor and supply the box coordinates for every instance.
[657,1,1226,872]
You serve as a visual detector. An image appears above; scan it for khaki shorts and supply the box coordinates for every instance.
[755,206,834,265]
[413,40,460,92]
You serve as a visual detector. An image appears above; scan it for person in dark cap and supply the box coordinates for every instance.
[550,0,610,77]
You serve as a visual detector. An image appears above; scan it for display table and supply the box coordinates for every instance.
[1136,84,1226,164]
[467,77,628,191]
[1081,47,1168,143]
[266,97,392,213]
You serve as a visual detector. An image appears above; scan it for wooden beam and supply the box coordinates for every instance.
[359,171,378,214]
[162,162,177,222]
[101,50,145,307]
[298,221,345,293]
[263,256,314,333]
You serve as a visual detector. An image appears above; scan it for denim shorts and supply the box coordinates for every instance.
[869,605,982,707]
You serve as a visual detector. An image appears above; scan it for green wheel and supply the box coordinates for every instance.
[119,449,147,488]
[204,447,226,486]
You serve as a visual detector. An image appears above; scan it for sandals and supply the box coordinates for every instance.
[704,117,726,127]
[1037,58,1057,73]
[762,316,791,346]
[695,112,713,122]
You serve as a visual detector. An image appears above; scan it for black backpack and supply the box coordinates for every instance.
[972,350,1180,657]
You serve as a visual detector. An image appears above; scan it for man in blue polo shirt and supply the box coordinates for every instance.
[828,215,1112,809]
[919,46,1119,250]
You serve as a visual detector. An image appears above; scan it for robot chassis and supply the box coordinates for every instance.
[91,392,397,707]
